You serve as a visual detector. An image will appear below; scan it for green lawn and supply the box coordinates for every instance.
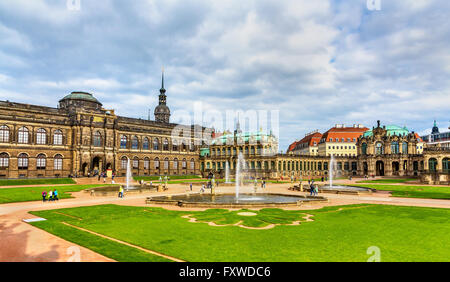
[356,178,417,184]
[351,184,450,200]
[29,204,450,262]
[0,184,114,204]
[0,178,76,186]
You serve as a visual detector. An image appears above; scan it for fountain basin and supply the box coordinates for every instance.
[86,185,157,196]
[314,185,375,195]
[146,193,328,208]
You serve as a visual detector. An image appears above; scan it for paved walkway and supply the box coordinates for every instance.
[1,181,449,262]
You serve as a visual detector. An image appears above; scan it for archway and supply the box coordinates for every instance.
[392,161,400,175]
[376,161,384,176]
[92,156,101,175]
[81,162,88,176]
[363,162,368,176]
[428,158,438,172]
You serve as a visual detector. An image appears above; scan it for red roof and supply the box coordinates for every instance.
[414,133,423,143]
[321,126,369,142]
[287,132,322,152]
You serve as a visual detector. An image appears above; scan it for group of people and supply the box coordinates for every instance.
[308,180,319,196]
[41,189,59,202]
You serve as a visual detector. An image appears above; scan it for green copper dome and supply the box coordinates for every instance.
[363,125,409,137]
[211,131,274,145]
[60,91,102,105]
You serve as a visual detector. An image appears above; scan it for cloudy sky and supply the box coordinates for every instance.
[0,0,449,150]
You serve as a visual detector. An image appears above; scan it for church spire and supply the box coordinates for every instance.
[160,66,166,95]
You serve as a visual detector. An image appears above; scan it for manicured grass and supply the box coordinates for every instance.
[30,204,450,262]
[0,178,76,186]
[356,178,417,184]
[0,184,114,204]
[351,184,450,200]
[133,175,201,181]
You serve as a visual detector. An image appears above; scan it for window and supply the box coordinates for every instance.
[54,130,63,145]
[36,128,47,145]
[362,143,367,155]
[154,158,160,169]
[133,157,139,169]
[144,158,150,169]
[54,154,63,170]
[163,138,169,151]
[172,139,178,151]
[36,154,46,169]
[18,127,29,144]
[341,138,345,142]
[121,157,128,169]
[182,158,187,169]
[173,158,178,169]
[0,153,9,168]
[153,138,159,150]
[190,141,195,152]
[190,159,195,170]
[143,138,149,150]
[0,126,9,143]
[375,142,384,155]
[132,136,139,149]
[93,131,102,147]
[18,153,28,169]
[329,138,333,142]
[402,142,408,154]
[120,135,127,149]
[164,158,169,169]
[391,141,399,154]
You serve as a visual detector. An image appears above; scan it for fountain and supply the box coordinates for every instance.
[319,154,375,194]
[235,152,246,198]
[126,158,132,191]
[329,154,334,188]
[225,161,231,184]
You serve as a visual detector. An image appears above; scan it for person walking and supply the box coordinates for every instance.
[190,183,193,191]
[42,190,47,202]
[118,186,124,198]
[53,189,59,201]
[48,190,53,201]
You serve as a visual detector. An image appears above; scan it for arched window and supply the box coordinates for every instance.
[153,138,159,150]
[429,158,438,172]
[36,154,46,169]
[163,138,169,151]
[375,142,384,155]
[154,157,160,169]
[133,157,139,169]
[402,142,408,154]
[190,141,195,152]
[361,143,367,155]
[132,136,139,149]
[173,158,178,169]
[443,158,449,172]
[120,135,127,149]
[172,139,178,151]
[0,153,9,168]
[143,138,149,150]
[18,127,29,144]
[0,126,10,143]
[391,141,399,154]
[164,158,169,169]
[36,128,47,145]
[190,159,195,170]
[54,154,63,170]
[93,131,102,147]
[18,153,29,169]
[182,158,187,169]
[53,130,63,145]
[144,157,150,169]
[251,147,255,155]
[121,156,128,169]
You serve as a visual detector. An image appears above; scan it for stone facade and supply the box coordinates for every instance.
[0,90,210,178]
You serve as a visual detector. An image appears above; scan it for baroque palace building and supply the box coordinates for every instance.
[201,120,449,184]
[0,74,210,179]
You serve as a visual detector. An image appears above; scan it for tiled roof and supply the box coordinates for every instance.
[321,126,369,142]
